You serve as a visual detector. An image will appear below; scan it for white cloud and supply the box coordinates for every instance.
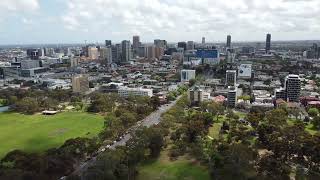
[56,0,320,41]
[0,0,39,12]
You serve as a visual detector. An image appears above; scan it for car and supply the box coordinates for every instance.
[101,148,106,152]
[106,145,110,148]
[113,140,117,144]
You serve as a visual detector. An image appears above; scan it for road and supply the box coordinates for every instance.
[69,96,182,177]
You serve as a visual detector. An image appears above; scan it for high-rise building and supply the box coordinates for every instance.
[121,40,131,63]
[274,74,301,102]
[138,45,146,58]
[154,39,167,48]
[105,40,112,47]
[226,35,231,48]
[72,74,89,93]
[202,37,205,44]
[133,36,140,50]
[88,47,99,60]
[26,49,39,60]
[285,74,301,102]
[44,48,55,57]
[266,34,271,53]
[187,41,194,50]
[226,70,237,86]
[178,42,187,51]
[155,47,164,59]
[100,47,112,64]
[227,86,237,108]
[147,45,156,60]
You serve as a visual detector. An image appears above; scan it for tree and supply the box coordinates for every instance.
[189,78,196,87]
[308,108,319,117]
[207,102,224,121]
[150,96,160,110]
[257,154,290,180]
[209,143,258,180]
[15,97,39,114]
[312,116,320,130]
[265,109,288,127]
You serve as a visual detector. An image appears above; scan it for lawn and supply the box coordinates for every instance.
[209,123,222,139]
[0,112,104,158]
[137,150,210,180]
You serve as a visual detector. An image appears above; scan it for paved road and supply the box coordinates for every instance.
[68,96,182,178]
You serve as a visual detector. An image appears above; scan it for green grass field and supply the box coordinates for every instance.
[0,112,104,158]
[137,150,210,180]
[209,123,222,139]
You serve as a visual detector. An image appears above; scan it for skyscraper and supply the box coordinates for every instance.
[178,42,187,51]
[147,45,156,60]
[132,36,140,50]
[187,41,194,50]
[266,34,271,53]
[202,37,205,44]
[88,47,99,60]
[72,74,89,93]
[285,74,301,102]
[100,47,112,64]
[105,40,112,47]
[226,70,237,87]
[121,40,131,63]
[226,35,231,48]
[154,39,167,48]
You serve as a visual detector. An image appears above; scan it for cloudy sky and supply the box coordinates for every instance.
[0,0,319,44]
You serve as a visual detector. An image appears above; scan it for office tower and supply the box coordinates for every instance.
[187,41,194,50]
[138,46,146,57]
[100,47,112,64]
[121,40,131,63]
[133,36,140,50]
[227,86,237,108]
[226,35,231,48]
[38,48,45,57]
[88,47,99,60]
[44,48,55,57]
[266,33,271,53]
[181,69,196,82]
[72,74,89,93]
[154,39,167,48]
[226,70,237,86]
[111,44,121,64]
[146,45,156,60]
[285,74,301,102]
[155,47,164,59]
[178,42,187,51]
[105,40,112,47]
[202,37,205,44]
[26,49,39,60]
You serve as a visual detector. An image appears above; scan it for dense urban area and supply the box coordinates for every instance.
[0,34,320,180]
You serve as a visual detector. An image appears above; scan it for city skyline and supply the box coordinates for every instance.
[0,0,320,45]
